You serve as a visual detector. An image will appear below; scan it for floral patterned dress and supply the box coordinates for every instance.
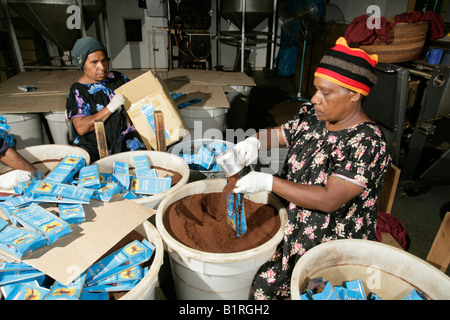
[66,71,145,162]
[252,103,392,300]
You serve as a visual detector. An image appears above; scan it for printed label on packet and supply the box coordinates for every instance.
[140,102,170,140]
[86,239,154,285]
[0,218,47,259]
[85,240,152,284]
[226,193,247,237]
[92,183,122,202]
[78,164,101,189]
[7,283,50,300]
[31,181,94,203]
[46,271,87,300]
[44,155,86,184]
[130,176,172,195]
[58,203,85,224]
[10,203,72,245]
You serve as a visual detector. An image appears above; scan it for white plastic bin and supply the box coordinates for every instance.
[0,144,90,192]
[120,220,164,300]
[179,107,227,136]
[94,150,189,209]
[1,113,44,149]
[290,239,450,300]
[44,112,69,145]
[155,179,287,300]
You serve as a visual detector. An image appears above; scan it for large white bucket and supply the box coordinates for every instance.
[179,107,227,135]
[44,112,69,145]
[93,151,189,209]
[290,239,450,300]
[1,113,44,149]
[155,179,287,300]
[120,220,164,300]
[0,144,90,192]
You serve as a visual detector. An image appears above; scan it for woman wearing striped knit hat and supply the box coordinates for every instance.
[232,37,392,300]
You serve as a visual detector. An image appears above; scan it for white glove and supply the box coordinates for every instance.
[233,171,273,194]
[106,94,125,113]
[0,170,32,189]
[234,137,260,166]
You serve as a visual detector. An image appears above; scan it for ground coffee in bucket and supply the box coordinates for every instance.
[162,176,281,253]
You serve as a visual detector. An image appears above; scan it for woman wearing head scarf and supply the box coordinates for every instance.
[233,38,392,299]
[66,37,145,162]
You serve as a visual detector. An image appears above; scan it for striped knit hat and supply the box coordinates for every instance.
[315,37,378,96]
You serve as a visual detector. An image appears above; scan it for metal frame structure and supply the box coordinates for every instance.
[215,0,278,72]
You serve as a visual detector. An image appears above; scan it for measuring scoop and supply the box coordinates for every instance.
[215,148,246,178]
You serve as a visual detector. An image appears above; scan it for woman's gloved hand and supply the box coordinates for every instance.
[0,170,32,189]
[106,94,125,113]
[233,171,273,194]
[233,137,260,166]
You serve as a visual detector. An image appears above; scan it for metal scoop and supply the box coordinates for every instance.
[215,148,246,177]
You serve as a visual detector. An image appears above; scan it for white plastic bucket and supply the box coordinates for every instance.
[120,220,164,300]
[290,239,450,300]
[44,112,69,145]
[1,113,44,149]
[155,179,288,300]
[0,144,90,192]
[179,107,227,135]
[93,151,189,209]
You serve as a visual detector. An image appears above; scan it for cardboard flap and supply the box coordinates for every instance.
[115,70,187,150]
[22,199,154,286]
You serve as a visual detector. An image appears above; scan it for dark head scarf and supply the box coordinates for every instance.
[72,36,107,70]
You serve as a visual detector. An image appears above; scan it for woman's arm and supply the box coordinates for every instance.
[71,93,124,136]
[0,147,36,173]
[272,175,364,213]
[72,107,112,136]
[254,126,286,150]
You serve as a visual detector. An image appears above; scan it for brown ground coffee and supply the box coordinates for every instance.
[163,179,281,253]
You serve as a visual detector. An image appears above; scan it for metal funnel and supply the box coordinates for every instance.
[220,0,274,32]
[7,0,105,51]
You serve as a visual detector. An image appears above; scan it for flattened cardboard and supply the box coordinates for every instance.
[166,83,229,109]
[163,69,256,86]
[21,199,154,286]
[115,70,188,150]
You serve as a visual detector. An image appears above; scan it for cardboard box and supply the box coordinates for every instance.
[20,200,153,286]
[115,70,188,150]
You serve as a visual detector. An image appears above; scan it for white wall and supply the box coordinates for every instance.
[105,0,169,69]
[329,0,409,22]
[103,0,278,70]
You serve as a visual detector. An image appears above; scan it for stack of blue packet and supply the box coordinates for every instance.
[0,217,47,258]
[46,272,87,300]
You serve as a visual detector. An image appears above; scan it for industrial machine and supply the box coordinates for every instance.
[216,0,277,73]
[363,62,450,194]
[167,0,214,69]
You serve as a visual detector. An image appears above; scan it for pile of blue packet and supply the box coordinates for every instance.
[178,141,230,172]
[0,239,155,300]
[0,154,171,261]
[300,277,428,300]
[0,115,16,147]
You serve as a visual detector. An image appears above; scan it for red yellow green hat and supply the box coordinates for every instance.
[314,37,378,96]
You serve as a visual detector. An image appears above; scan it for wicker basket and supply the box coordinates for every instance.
[359,19,429,63]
